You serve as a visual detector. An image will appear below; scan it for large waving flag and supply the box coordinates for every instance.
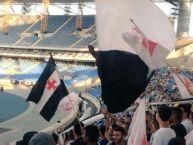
[172,73,193,99]
[96,0,176,53]
[95,0,176,113]
[127,98,148,145]
[27,56,68,121]
[122,19,170,69]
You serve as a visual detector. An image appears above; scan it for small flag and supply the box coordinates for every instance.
[127,98,148,145]
[58,92,82,112]
[27,56,68,121]
[181,75,193,91]
[172,73,193,99]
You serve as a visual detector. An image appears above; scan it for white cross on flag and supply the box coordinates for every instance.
[127,98,148,145]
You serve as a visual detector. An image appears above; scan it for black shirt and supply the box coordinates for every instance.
[170,123,187,140]
[71,137,86,145]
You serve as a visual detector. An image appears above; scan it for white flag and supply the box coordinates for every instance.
[172,73,193,99]
[96,0,176,54]
[58,92,82,112]
[127,98,148,145]
[95,0,176,113]
[122,20,170,69]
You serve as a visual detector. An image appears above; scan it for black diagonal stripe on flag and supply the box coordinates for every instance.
[40,80,68,121]
[97,51,149,113]
[89,48,151,113]
[27,56,68,121]
[27,56,56,103]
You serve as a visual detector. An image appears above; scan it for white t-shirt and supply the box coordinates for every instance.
[152,128,176,145]
[181,119,193,134]
[185,130,193,145]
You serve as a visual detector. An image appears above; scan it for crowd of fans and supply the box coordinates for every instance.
[6,102,192,145]
[142,67,193,102]
[84,67,193,104]
[2,64,193,145]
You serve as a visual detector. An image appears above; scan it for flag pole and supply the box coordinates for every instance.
[49,52,52,58]
[148,98,193,106]
[129,18,146,38]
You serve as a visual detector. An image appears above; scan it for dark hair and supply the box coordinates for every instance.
[52,132,59,143]
[113,126,125,136]
[111,124,118,129]
[16,131,38,145]
[99,125,106,136]
[157,105,172,121]
[171,107,183,122]
[74,122,83,136]
[84,125,99,142]
[68,129,75,141]
[168,137,185,145]
[179,104,191,117]
[64,132,69,141]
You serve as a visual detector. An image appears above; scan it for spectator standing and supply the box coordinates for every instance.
[83,125,99,145]
[152,105,176,145]
[107,126,126,145]
[179,104,193,134]
[71,122,85,145]
[99,125,108,145]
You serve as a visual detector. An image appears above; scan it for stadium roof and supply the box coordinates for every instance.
[7,0,179,5]
[10,0,94,3]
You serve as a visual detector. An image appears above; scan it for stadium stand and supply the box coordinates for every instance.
[0,1,193,145]
[26,15,70,33]
[0,24,30,45]
[16,37,39,46]
[0,59,98,87]
[0,15,96,49]
[85,85,101,99]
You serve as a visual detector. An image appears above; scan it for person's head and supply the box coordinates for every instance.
[156,105,172,123]
[68,129,75,141]
[99,125,106,137]
[168,137,185,145]
[191,112,193,123]
[52,132,59,144]
[73,122,84,137]
[83,125,99,144]
[170,107,183,123]
[112,126,125,145]
[16,131,38,145]
[179,104,191,119]
[29,132,56,145]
